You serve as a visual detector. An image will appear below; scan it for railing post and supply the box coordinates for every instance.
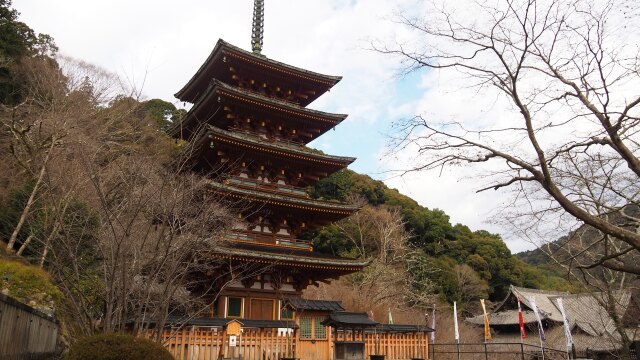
[520,342,525,360]
[485,343,488,360]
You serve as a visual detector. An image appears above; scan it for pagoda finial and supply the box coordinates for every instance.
[251,0,265,54]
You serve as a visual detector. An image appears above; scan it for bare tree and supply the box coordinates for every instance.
[376,0,640,274]
[1,56,258,340]
[375,0,639,354]
[326,203,437,315]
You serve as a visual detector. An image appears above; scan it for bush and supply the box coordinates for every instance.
[66,333,173,360]
[0,258,62,307]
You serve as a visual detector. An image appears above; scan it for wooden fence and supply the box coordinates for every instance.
[145,326,430,360]
[145,327,296,360]
[336,331,429,359]
[0,294,59,360]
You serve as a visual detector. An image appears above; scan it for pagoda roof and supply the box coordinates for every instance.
[176,39,342,105]
[212,242,368,271]
[204,125,355,167]
[208,180,358,216]
[174,79,347,138]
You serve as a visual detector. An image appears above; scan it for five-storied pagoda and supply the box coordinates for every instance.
[171,0,367,327]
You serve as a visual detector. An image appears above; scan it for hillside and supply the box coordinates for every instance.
[306,169,572,305]
[517,205,640,286]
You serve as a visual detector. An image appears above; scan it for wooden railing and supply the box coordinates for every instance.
[225,231,313,250]
[144,327,296,360]
[227,177,308,197]
[145,326,430,360]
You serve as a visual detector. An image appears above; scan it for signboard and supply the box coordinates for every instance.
[229,335,237,347]
[226,319,242,336]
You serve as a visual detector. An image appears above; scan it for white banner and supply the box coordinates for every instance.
[528,296,546,341]
[453,301,460,342]
[430,305,436,342]
[556,298,574,348]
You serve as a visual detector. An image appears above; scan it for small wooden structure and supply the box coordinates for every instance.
[323,312,378,360]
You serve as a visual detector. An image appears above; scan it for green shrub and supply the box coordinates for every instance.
[66,333,173,360]
[0,258,62,306]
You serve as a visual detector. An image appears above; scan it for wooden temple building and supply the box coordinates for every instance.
[149,1,434,359]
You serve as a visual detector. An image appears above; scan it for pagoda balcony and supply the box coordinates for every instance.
[224,230,312,251]
[227,177,308,197]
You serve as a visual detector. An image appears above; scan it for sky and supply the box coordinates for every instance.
[12,0,544,252]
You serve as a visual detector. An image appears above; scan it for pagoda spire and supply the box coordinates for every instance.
[251,0,264,54]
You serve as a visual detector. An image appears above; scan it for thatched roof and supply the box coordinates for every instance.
[467,285,568,326]
[467,285,638,354]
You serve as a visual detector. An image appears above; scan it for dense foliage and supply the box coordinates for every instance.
[308,169,571,306]
[66,333,173,360]
[0,0,57,104]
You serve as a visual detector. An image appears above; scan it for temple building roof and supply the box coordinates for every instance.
[208,180,357,216]
[155,315,298,329]
[467,285,569,326]
[172,79,347,141]
[212,242,369,271]
[322,312,378,328]
[176,39,341,106]
[284,299,345,312]
[205,125,355,167]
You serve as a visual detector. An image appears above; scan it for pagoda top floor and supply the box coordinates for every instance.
[175,39,341,107]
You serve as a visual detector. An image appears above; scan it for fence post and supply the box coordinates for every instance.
[485,343,488,360]
[521,343,525,360]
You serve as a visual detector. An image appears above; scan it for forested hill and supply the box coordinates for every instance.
[305,169,571,302]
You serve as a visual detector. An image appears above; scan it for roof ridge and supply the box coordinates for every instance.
[219,39,342,83]
[208,125,356,164]
[211,79,348,121]
[208,180,358,212]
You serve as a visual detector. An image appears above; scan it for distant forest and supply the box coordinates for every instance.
[305,169,571,303]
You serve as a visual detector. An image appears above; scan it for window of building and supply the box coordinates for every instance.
[280,306,294,320]
[314,316,327,339]
[300,316,313,339]
[299,315,327,340]
[227,297,243,318]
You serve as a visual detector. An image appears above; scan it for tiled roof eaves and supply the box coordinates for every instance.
[212,79,348,123]
[208,180,358,214]
[208,126,356,166]
[220,40,342,85]
[176,39,341,100]
[212,245,368,269]
[285,299,345,311]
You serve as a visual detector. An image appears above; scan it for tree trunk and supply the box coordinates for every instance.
[16,234,34,256]
[6,140,55,253]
